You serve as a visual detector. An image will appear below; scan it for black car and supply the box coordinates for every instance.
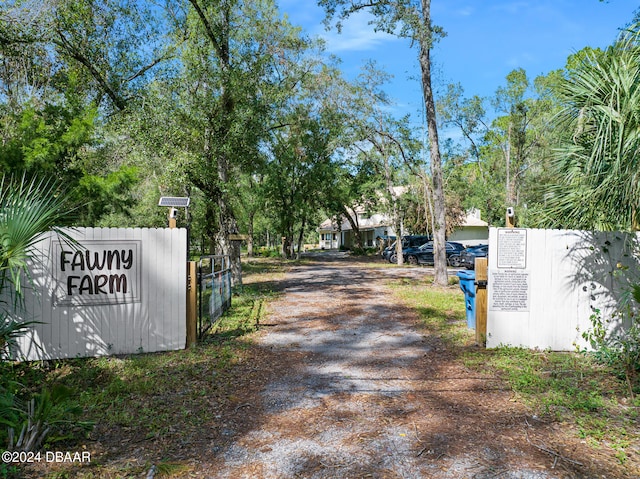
[458,244,489,269]
[391,241,465,265]
[382,235,431,262]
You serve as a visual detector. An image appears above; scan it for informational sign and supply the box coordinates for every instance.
[489,269,531,311]
[53,240,142,306]
[497,228,527,269]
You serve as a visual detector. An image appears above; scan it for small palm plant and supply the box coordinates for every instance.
[0,175,86,452]
[0,174,74,358]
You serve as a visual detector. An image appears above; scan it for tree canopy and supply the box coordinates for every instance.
[1,1,638,271]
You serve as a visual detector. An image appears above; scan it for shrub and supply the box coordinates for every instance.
[582,297,640,398]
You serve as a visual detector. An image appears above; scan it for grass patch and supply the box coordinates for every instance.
[1,259,284,478]
[389,279,473,347]
[389,277,639,465]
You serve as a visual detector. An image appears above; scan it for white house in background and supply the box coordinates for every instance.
[318,209,395,250]
[317,207,489,250]
[448,208,489,246]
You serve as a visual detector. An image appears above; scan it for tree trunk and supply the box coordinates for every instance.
[421,171,435,238]
[247,210,255,257]
[341,206,363,250]
[216,197,242,287]
[281,223,294,258]
[393,202,404,265]
[296,217,306,259]
[420,0,447,285]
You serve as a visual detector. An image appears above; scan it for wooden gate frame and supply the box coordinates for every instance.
[186,261,197,347]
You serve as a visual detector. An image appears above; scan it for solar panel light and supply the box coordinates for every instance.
[158,197,190,207]
[159,197,190,229]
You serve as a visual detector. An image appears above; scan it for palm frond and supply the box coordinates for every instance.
[544,23,640,231]
[0,174,76,296]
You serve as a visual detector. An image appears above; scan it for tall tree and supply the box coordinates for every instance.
[491,68,532,209]
[0,0,168,114]
[263,108,339,258]
[137,0,318,283]
[319,0,449,284]
[440,71,558,227]
[0,0,169,223]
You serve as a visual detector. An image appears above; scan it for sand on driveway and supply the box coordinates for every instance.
[206,252,613,479]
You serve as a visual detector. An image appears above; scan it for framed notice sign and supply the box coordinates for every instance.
[489,269,531,311]
[497,228,527,269]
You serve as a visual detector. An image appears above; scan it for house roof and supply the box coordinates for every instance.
[463,208,488,227]
[319,208,488,233]
[319,213,389,231]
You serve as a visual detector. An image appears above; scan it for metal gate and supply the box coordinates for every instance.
[198,255,232,338]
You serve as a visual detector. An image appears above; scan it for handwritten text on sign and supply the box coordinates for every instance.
[53,240,142,305]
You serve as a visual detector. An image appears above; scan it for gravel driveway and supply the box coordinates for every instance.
[206,251,595,479]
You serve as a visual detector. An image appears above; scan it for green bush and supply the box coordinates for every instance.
[582,303,640,398]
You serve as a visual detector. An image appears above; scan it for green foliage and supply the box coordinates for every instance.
[6,384,92,452]
[74,166,140,226]
[582,305,640,398]
[0,314,40,361]
[0,175,86,452]
[0,380,21,432]
[0,101,96,183]
[0,175,74,298]
[541,24,640,230]
[438,67,559,228]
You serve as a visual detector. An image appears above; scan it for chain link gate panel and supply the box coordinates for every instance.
[198,255,232,338]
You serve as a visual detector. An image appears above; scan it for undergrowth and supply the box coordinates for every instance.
[390,277,639,466]
[0,258,280,479]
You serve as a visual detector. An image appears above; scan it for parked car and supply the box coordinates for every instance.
[390,241,465,265]
[458,244,489,269]
[382,235,431,262]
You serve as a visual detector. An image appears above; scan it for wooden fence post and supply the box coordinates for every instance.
[475,257,488,347]
[186,261,197,347]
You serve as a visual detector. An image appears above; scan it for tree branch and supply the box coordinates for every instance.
[53,29,127,111]
[187,0,224,60]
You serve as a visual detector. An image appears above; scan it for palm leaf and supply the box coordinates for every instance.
[0,174,76,297]
[545,24,640,231]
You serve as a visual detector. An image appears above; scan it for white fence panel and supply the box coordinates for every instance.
[6,227,187,361]
[487,227,638,351]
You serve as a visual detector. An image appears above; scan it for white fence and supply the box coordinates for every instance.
[486,227,639,351]
[6,227,187,361]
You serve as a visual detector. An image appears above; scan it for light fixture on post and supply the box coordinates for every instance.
[158,196,190,229]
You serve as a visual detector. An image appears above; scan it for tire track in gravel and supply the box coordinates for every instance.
[206,252,597,479]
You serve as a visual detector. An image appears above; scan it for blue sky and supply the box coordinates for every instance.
[279,1,637,125]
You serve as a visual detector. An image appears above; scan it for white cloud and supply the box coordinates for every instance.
[455,6,475,17]
[506,52,536,68]
[318,11,400,53]
[490,1,533,15]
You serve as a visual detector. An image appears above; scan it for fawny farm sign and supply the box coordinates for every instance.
[53,240,141,306]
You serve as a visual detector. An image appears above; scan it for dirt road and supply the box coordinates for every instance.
[205,251,621,478]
